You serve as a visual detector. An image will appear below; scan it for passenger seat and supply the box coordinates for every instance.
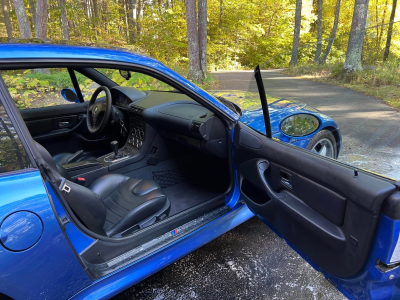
[35,142,170,237]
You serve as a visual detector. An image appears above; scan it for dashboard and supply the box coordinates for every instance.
[110,86,227,158]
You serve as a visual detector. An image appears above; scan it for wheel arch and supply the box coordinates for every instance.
[321,126,341,157]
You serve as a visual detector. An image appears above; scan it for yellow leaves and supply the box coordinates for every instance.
[27,78,39,88]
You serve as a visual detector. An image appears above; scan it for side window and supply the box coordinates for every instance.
[0,101,31,173]
[96,68,175,91]
[231,70,400,181]
[2,68,79,109]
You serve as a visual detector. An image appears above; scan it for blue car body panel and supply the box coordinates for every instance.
[0,170,92,299]
[0,44,393,300]
[213,92,342,151]
[71,204,254,300]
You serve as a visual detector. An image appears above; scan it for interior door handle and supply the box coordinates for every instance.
[281,178,293,189]
[280,170,293,190]
[257,160,287,201]
[59,121,70,128]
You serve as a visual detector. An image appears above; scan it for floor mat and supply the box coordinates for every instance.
[163,181,222,215]
[152,169,193,188]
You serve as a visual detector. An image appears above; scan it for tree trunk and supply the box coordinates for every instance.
[313,0,323,63]
[13,0,32,38]
[219,0,223,30]
[377,0,388,46]
[320,0,340,63]
[27,0,35,30]
[343,0,370,72]
[59,0,69,40]
[34,0,50,74]
[35,0,48,39]
[92,0,98,19]
[28,0,35,22]
[198,0,207,76]
[289,0,302,66]
[1,0,13,38]
[91,0,98,38]
[136,0,143,37]
[383,0,397,60]
[124,0,130,41]
[127,0,137,44]
[185,0,202,82]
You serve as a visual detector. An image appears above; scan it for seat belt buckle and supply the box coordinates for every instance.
[58,178,71,194]
[76,177,86,186]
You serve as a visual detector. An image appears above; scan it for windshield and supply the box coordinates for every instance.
[95,68,175,92]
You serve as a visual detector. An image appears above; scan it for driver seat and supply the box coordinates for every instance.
[35,142,171,237]
[53,151,97,165]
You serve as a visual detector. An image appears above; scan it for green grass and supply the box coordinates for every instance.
[282,58,400,110]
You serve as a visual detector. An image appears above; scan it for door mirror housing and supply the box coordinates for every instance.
[119,70,131,80]
[61,88,80,103]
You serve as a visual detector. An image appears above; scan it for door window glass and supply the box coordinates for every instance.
[223,69,400,181]
[0,101,31,173]
[2,68,81,109]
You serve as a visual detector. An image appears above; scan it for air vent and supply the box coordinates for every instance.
[191,122,201,134]
[130,106,143,115]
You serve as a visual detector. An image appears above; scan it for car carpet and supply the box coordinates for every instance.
[124,153,229,216]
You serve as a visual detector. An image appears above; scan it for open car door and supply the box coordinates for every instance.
[234,66,400,299]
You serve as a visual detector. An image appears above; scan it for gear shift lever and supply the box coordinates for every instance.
[110,140,121,159]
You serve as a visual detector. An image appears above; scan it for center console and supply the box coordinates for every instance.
[101,105,146,164]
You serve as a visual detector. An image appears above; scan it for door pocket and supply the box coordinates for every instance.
[296,175,347,226]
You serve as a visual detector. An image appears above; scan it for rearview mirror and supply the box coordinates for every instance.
[61,88,79,103]
[119,70,131,80]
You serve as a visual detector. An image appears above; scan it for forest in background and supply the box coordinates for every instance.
[0,0,398,71]
[0,0,400,111]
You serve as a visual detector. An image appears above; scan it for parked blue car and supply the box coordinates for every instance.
[0,44,398,300]
[211,90,342,159]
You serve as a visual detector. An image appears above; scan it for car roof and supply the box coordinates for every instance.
[0,43,162,67]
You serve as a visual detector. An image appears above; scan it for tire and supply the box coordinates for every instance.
[306,129,338,159]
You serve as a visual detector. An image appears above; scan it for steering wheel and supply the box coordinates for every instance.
[87,86,112,134]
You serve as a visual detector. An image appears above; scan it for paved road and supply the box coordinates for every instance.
[214,70,400,179]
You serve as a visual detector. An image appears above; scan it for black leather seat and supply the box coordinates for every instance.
[35,142,170,237]
[89,174,170,236]
[53,152,97,165]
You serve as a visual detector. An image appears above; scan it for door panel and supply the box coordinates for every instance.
[235,122,397,277]
[20,103,87,155]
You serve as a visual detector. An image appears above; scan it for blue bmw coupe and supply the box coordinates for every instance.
[0,44,398,300]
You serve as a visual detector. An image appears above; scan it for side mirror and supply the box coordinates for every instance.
[61,88,79,103]
[119,70,131,80]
